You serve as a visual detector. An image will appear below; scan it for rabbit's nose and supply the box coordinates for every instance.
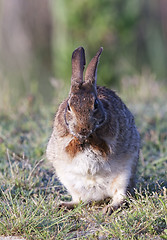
[81,128,88,135]
[77,128,93,142]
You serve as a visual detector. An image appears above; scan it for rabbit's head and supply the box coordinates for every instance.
[65,47,106,141]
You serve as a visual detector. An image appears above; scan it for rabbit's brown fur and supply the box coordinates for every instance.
[46,47,140,214]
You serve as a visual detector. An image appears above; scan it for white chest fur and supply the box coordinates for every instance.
[47,134,133,203]
[57,148,113,202]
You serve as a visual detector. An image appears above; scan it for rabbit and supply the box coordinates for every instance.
[46,46,140,214]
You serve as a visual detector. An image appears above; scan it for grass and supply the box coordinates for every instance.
[0,75,167,239]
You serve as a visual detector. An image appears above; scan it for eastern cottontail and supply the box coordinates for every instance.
[46,47,140,214]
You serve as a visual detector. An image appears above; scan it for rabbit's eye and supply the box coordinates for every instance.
[94,99,99,110]
[67,103,71,111]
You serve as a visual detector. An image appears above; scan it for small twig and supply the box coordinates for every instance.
[135,220,154,236]
[140,150,145,166]
[28,158,45,181]
[6,148,14,179]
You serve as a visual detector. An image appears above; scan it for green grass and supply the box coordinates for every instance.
[0,76,167,239]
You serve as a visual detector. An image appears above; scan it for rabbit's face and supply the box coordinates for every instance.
[65,83,106,141]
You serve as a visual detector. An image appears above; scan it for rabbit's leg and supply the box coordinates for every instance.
[102,191,126,215]
[103,173,129,215]
[58,185,82,210]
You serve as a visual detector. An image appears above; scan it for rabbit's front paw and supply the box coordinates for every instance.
[58,201,78,210]
[102,203,119,215]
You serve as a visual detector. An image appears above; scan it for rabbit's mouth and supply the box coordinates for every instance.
[72,117,106,143]
[72,129,94,143]
[77,132,93,143]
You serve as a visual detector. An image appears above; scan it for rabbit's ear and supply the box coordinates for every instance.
[71,47,86,86]
[85,47,103,86]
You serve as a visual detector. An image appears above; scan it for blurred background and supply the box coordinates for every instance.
[0,0,167,112]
